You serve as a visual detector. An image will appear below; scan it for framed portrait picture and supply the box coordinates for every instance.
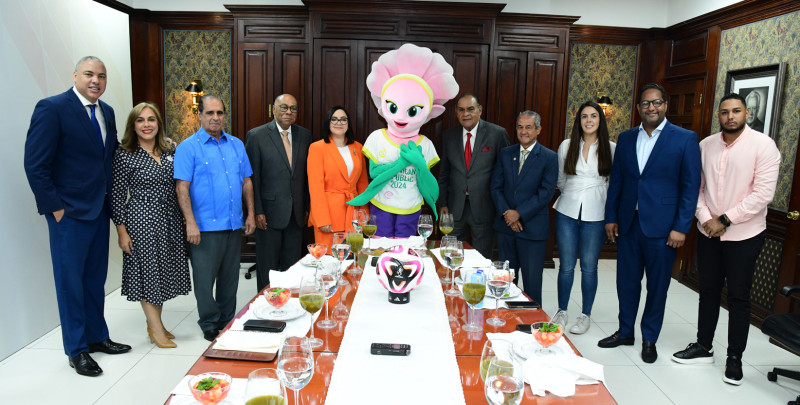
[724,63,787,141]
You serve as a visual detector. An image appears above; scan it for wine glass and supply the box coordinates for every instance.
[316,261,339,330]
[298,275,324,348]
[486,261,513,326]
[245,368,286,405]
[480,339,513,381]
[461,267,486,332]
[352,208,367,233]
[531,321,565,355]
[346,231,364,274]
[484,356,524,405]
[331,232,350,286]
[439,212,454,236]
[276,337,314,405]
[307,243,328,273]
[443,240,463,296]
[417,214,433,257]
[437,235,457,283]
[362,214,378,252]
[264,287,292,318]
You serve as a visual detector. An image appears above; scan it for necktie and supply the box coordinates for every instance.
[281,130,292,168]
[89,104,103,148]
[519,149,529,174]
[464,132,472,170]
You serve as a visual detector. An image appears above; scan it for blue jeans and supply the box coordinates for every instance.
[555,211,606,315]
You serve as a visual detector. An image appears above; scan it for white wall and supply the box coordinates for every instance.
[0,0,131,361]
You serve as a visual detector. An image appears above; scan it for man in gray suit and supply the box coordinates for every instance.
[438,94,510,259]
[245,94,312,292]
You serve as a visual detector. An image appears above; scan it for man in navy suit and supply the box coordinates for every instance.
[598,83,701,363]
[24,56,131,377]
[491,111,558,304]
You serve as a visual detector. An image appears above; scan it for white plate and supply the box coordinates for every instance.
[454,277,521,299]
[170,396,238,405]
[512,339,571,360]
[299,255,320,267]
[253,300,305,321]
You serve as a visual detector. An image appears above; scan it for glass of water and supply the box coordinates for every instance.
[484,356,524,405]
[276,337,314,405]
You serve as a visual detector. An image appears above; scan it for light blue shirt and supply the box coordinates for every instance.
[174,128,253,232]
[636,118,668,173]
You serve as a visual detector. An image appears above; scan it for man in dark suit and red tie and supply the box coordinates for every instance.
[491,111,558,304]
[598,83,701,364]
[24,56,131,377]
[438,94,510,259]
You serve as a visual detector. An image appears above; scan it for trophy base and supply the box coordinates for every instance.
[388,292,410,304]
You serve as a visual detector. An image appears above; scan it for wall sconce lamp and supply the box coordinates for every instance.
[597,93,613,117]
[185,80,204,114]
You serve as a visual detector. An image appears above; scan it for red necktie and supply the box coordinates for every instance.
[465,132,472,170]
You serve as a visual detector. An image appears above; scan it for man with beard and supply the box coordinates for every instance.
[671,93,780,386]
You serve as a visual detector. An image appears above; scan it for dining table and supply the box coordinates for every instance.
[165,238,617,405]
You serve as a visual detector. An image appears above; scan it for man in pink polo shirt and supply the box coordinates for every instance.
[670,93,780,386]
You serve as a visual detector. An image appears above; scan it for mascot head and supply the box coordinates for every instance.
[366,44,459,139]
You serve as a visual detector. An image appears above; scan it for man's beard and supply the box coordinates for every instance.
[721,122,745,134]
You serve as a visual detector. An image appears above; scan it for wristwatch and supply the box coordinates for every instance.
[719,214,731,227]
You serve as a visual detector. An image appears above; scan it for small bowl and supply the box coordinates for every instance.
[188,372,232,405]
[531,322,564,349]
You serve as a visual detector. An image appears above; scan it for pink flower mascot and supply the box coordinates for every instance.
[347,43,459,237]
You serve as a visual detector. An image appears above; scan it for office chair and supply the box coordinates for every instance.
[761,284,800,405]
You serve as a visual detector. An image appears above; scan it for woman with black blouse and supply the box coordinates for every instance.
[111,102,190,348]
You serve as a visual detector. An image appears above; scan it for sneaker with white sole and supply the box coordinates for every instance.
[723,355,743,385]
[671,342,714,364]
[551,309,568,328]
[569,314,591,334]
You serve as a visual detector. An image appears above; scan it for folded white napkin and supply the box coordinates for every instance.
[268,254,340,288]
[213,329,283,353]
[486,331,604,397]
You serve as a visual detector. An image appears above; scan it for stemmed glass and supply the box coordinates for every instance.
[484,355,524,405]
[362,214,378,252]
[417,214,433,256]
[331,232,350,286]
[443,239,463,296]
[276,337,315,405]
[461,267,486,332]
[245,368,286,405]
[346,231,364,274]
[352,208,367,233]
[298,275,324,348]
[480,339,513,381]
[264,287,292,318]
[439,212,454,236]
[437,235,457,283]
[486,261,512,326]
[307,243,328,273]
[316,261,339,330]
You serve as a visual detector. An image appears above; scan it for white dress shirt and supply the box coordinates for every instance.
[72,87,106,143]
[636,118,667,173]
[553,138,616,221]
[462,120,479,153]
[277,123,292,146]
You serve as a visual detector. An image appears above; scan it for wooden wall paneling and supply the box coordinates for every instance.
[128,11,163,112]
[358,40,403,145]
[275,43,311,131]
[525,52,565,151]
[236,43,273,138]
[664,75,706,133]
[312,39,358,140]
[488,51,527,143]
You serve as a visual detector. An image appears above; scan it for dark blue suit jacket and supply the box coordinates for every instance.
[491,142,558,240]
[24,89,117,220]
[605,121,701,238]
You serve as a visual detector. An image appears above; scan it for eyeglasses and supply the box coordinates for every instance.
[638,99,665,108]
[330,117,349,124]
[278,104,298,113]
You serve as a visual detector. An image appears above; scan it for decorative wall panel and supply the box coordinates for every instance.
[565,43,638,143]
[164,30,232,143]
[713,10,800,210]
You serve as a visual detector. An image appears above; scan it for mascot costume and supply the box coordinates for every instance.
[347,44,459,237]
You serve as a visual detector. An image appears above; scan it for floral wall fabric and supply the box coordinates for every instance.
[565,43,638,143]
[163,30,232,144]
[713,10,800,210]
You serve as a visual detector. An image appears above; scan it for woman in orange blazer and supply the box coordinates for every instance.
[308,105,369,252]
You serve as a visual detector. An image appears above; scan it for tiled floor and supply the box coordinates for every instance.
[2,260,799,404]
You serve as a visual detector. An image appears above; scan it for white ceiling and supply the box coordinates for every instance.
[118,0,744,29]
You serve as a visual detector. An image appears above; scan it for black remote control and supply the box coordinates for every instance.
[370,343,411,356]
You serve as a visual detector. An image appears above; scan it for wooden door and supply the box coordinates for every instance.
[664,76,706,133]
[236,42,273,140]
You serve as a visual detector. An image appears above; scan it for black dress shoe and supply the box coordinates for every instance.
[88,339,132,355]
[203,329,220,342]
[68,352,102,377]
[642,341,658,363]
[598,331,635,348]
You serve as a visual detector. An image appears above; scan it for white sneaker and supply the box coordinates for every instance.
[551,309,568,328]
[569,314,591,334]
